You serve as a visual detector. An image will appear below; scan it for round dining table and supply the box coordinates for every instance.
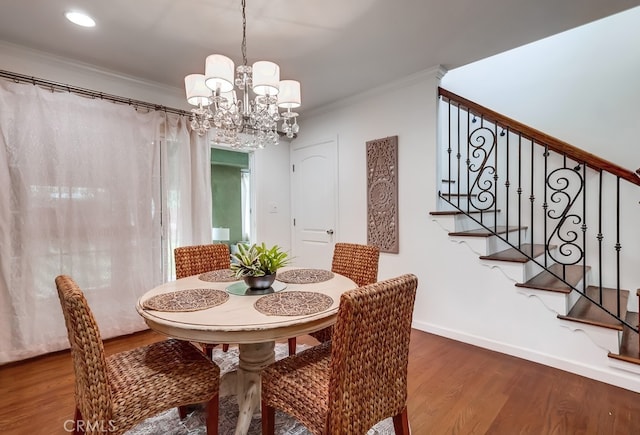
[136,266,356,435]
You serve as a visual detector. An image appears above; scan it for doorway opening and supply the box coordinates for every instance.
[211,148,252,248]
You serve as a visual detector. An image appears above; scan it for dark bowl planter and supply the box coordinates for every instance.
[243,273,276,290]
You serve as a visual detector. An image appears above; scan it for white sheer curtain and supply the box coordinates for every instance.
[0,81,164,363]
[162,113,213,280]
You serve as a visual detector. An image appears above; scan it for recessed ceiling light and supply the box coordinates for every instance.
[65,11,96,28]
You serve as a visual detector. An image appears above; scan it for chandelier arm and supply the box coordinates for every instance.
[243,80,250,116]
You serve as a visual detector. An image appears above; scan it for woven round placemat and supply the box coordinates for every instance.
[254,291,333,316]
[198,269,238,282]
[143,288,229,312]
[276,268,334,284]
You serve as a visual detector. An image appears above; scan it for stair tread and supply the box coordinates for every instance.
[515,264,589,294]
[608,312,640,364]
[480,244,549,263]
[449,226,523,237]
[558,286,630,330]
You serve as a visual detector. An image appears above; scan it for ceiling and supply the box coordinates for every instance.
[1,0,639,115]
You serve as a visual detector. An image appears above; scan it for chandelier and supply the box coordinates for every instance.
[184,0,301,150]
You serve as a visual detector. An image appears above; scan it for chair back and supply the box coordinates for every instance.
[174,243,230,279]
[55,275,113,425]
[331,242,380,287]
[327,273,418,433]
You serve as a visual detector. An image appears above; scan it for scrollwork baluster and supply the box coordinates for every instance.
[546,166,584,266]
[467,120,496,213]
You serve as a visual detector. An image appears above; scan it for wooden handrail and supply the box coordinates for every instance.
[439,87,640,187]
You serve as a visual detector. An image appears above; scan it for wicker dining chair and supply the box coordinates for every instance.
[174,243,231,355]
[55,275,220,435]
[287,242,380,354]
[262,273,417,435]
[174,243,231,280]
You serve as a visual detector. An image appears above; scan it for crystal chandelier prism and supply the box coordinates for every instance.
[184,0,300,150]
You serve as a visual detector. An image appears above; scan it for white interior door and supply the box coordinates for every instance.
[291,138,338,269]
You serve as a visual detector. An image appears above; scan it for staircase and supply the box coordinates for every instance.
[431,87,640,371]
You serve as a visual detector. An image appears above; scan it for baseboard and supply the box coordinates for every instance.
[412,320,640,393]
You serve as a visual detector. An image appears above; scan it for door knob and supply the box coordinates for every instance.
[326,229,334,235]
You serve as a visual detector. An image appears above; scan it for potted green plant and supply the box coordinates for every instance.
[231,242,290,290]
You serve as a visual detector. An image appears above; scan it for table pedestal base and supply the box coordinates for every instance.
[234,341,275,435]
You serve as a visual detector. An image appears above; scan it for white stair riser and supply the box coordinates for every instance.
[486,229,528,255]
[453,213,498,232]
[567,289,582,315]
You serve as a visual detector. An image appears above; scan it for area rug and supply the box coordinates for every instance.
[126,344,395,434]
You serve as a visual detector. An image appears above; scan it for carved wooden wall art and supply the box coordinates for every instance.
[366,135,398,253]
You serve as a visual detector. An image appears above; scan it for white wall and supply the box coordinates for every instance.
[296,67,445,284]
[298,6,640,392]
[253,141,292,251]
[441,6,640,170]
[297,67,449,372]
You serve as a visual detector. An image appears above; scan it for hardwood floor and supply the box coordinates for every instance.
[1,329,639,434]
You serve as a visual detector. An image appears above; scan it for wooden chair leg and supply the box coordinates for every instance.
[206,393,219,435]
[178,405,188,419]
[202,343,229,356]
[202,343,213,359]
[392,407,410,435]
[288,337,297,356]
[74,407,84,435]
[261,401,276,435]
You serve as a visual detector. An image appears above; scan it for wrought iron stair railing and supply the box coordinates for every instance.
[438,87,640,333]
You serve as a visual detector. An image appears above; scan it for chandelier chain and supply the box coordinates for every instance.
[241,0,247,66]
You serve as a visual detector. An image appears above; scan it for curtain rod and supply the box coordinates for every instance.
[0,69,191,117]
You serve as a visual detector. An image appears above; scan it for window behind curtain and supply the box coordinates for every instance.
[0,81,163,363]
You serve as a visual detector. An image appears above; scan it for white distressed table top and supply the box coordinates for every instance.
[136,267,356,344]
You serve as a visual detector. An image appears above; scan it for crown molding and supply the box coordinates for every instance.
[302,64,448,119]
[0,40,187,109]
